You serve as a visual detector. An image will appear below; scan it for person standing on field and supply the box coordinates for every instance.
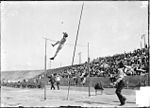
[49,74,55,90]
[112,61,127,106]
[55,74,61,90]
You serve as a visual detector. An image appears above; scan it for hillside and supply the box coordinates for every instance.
[1,70,44,81]
[1,64,82,81]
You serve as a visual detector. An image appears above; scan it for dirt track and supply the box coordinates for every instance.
[1,86,138,107]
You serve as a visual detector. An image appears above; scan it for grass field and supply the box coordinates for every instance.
[1,86,138,107]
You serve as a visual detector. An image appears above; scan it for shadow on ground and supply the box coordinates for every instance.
[76,100,117,106]
[113,101,136,104]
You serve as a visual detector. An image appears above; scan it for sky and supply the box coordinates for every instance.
[1,1,148,71]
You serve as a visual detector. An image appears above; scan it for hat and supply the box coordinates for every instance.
[118,61,124,68]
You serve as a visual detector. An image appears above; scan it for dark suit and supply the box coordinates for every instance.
[115,80,126,105]
[115,67,126,105]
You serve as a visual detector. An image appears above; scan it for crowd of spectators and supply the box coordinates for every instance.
[57,46,149,78]
[1,73,61,89]
[1,76,45,89]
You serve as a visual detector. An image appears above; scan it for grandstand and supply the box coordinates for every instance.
[1,46,149,89]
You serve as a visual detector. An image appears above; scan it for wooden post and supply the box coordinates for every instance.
[88,42,90,96]
[44,38,47,100]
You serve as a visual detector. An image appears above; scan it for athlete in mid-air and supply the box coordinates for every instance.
[50,32,68,60]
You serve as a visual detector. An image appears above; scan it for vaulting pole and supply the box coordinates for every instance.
[67,2,84,100]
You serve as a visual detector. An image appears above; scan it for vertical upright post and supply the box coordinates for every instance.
[44,39,47,100]
[88,42,90,96]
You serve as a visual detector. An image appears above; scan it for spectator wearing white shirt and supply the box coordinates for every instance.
[55,74,61,90]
